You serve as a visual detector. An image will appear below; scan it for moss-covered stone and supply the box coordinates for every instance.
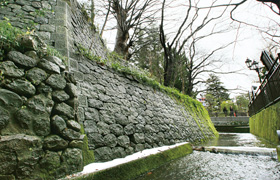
[250,100,280,145]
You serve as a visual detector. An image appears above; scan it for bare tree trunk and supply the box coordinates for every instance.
[90,0,95,25]
[114,26,129,59]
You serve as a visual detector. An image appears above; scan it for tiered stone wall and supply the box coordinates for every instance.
[71,56,217,162]
[0,36,93,179]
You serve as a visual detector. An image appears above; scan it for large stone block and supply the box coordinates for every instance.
[26,67,48,85]
[46,74,67,90]
[54,102,74,119]
[5,79,36,97]
[131,133,145,144]
[0,61,24,78]
[43,135,68,151]
[8,51,38,68]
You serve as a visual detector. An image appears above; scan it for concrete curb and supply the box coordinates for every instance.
[64,142,193,180]
[194,146,277,157]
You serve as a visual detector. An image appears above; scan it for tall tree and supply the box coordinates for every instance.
[160,0,234,96]
[100,0,159,60]
[205,74,230,113]
[130,26,164,83]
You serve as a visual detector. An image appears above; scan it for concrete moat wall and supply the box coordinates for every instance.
[0,0,218,179]
[250,100,280,145]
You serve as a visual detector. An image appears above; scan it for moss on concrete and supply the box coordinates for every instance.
[277,146,280,162]
[250,100,280,145]
[72,143,193,180]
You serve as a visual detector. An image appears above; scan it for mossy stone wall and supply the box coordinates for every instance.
[250,100,280,145]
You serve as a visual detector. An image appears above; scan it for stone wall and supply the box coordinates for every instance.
[71,55,217,162]
[0,36,94,179]
[0,0,107,59]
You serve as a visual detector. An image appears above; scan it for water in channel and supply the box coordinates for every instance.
[134,132,280,180]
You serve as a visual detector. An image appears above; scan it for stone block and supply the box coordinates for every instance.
[54,102,74,119]
[78,95,88,107]
[8,51,38,68]
[46,74,67,90]
[5,79,36,97]
[40,24,55,32]
[43,135,68,151]
[0,61,24,78]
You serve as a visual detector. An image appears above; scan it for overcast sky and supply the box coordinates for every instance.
[78,0,280,98]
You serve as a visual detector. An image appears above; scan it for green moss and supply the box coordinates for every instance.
[72,143,193,180]
[250,100,280,145]
[277,146,280,162]
[80,125,95,166]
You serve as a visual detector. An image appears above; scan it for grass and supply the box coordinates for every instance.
[0,18,67,64]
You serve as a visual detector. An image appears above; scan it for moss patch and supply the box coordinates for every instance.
[72,143,193,180]
[80,125,95,166]
[250,100,280,145]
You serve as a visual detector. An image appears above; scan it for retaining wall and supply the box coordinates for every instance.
[250,100,280,145]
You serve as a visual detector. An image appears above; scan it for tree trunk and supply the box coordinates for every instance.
[114,26,129,59]
[163,55,174,87]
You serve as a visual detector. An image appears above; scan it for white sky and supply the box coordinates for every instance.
[79,0,280,98]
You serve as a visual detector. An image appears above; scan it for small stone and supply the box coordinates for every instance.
[15,108,33,129]
[94,147,112,162]
[52,90,70,102]
[19,35,47,55]
[5,79,36,97]
[22,5,35,12]
[0,107,10,130]
[0,61,24,77]
[69,140,83,149]
[67,120,81,132]
[26,67,48,85]
[51,115,67,134]
[46,74,67,89]
[37,83,53,94]
[112,147,126,159]
[54,103,74,119]
[65,83,77,97]
[25,51,39,60]
[40,151,61,170]
[43,135,68,151]
[104,134,117,148]
[0,89,23,108]
[0,151,17,174]
[31,2,42,9]
[27,94,54,114]
[110,124,124,136]
[40,24,55,32]
[61,148,83,173]
[131,133,145,144]
[33,115,50,136]
[117,135,130,148]
[38,58,60,74]
[8,51,38,67]
[44,56,65,70]
[61,128,81,140]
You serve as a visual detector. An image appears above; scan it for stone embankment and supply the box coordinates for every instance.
[0,35,93,180]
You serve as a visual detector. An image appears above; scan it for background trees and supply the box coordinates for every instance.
[204,74,230,115]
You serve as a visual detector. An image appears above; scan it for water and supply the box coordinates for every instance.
[134,133,280,180]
